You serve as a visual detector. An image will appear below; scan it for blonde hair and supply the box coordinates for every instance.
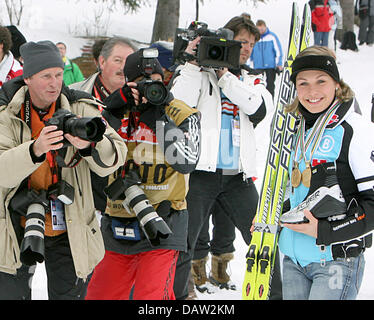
[286,46,354,113]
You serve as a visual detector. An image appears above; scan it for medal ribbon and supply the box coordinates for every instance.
[294,99,341,167]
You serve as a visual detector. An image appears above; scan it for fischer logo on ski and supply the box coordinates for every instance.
[242,2,311,300]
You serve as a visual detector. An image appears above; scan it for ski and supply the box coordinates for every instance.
[242,2,312,300]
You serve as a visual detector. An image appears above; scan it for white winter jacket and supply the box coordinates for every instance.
[170,62,273,178]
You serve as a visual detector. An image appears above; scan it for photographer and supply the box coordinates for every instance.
[0,41,127,300]
[85,48,201,300]
[170,16,282,299]
[70,37,136,217]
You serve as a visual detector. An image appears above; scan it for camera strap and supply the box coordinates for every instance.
[93,75,111,102]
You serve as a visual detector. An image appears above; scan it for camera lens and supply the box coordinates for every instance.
[66,117,106,142]
[208,45,223,60]
[144,82,168,105]
[85,121,97,137]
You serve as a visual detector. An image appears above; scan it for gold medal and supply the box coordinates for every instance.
[301,161,312,188]
[291,161,302,188]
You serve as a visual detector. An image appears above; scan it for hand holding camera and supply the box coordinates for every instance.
[184,36,201,66]
[33,125,64,157]
[104,84,139,119]
[44,109,106,148]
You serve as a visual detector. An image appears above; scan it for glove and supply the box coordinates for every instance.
[103,85,135,119]
[138,105,167,132]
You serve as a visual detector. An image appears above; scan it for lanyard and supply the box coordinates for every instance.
[294,99,341,165]
[291,99,341,189]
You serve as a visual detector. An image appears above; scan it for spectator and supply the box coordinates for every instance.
[150,41,175,85]
[170,15,281,300]
[56,42,85,86]
[249,19,283,98]
[309,0,334,47]
[70,37,136,217]
[0,26,23,88]
[85,48,201,300]
[328,0,343,51]
[0,40,126,300]
[356,0,374,46]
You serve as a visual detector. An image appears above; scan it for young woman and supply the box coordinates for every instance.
[278,45,374,300]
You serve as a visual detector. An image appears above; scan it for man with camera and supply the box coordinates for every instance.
[70,37,137,220]
[84,48,200,300]
[0,40,127,300]
[170,16,282,299]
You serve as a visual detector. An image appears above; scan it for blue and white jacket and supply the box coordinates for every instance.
[249,28,283,70]
[279,99,374,267]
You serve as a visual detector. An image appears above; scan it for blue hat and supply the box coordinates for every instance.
[150,42,173,71]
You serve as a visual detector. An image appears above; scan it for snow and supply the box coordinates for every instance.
[2,0,374,301]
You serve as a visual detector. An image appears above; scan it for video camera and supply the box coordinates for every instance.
[104,169,172,246]
[45,109,106,147]
[173,21,242,69]
[135,48,171,106]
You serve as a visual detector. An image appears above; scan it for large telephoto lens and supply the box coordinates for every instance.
[123,185,172,246]
[20,203,46,266]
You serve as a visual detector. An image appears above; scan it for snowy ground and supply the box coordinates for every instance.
[1,0,373,300]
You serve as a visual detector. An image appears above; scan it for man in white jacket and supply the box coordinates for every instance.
[171,15,282,299]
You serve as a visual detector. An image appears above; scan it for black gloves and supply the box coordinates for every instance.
[103,85,136,119]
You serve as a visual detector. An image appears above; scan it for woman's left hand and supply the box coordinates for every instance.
[281,209,318,238]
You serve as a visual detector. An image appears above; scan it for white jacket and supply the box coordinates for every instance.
[170,62,273,178]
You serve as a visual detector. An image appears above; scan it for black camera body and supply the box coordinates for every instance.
[104,169,172,246]
[173,21,242,69]
[135,48,171,106]
[45,109,106,147]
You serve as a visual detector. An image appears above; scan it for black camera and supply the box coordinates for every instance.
[9,189,49,266]
[45,109,106,147]
[104,169,172,246]
[173,21,242,69]
[135,48,171,106]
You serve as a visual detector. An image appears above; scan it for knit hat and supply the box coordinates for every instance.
[124,48,164,82]
[20,40,64,78]
[291,55,340,84]
[149,42,174,71]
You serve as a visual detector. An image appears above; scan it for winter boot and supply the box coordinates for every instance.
[191,256,217,294]
[186,270,198,300]
[209,252,236,290]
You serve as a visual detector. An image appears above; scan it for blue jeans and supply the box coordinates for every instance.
[314,31,329,47]
[282,254,365,300]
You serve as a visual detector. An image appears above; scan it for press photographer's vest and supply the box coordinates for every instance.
[106,99,198,218]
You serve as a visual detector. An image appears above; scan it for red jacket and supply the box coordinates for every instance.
[311,0,334,32]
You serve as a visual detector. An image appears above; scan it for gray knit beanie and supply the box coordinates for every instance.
[20,40,64,78]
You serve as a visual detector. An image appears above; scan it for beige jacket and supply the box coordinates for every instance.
[0,85,127,279]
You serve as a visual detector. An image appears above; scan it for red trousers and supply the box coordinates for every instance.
[85,249,179,300]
